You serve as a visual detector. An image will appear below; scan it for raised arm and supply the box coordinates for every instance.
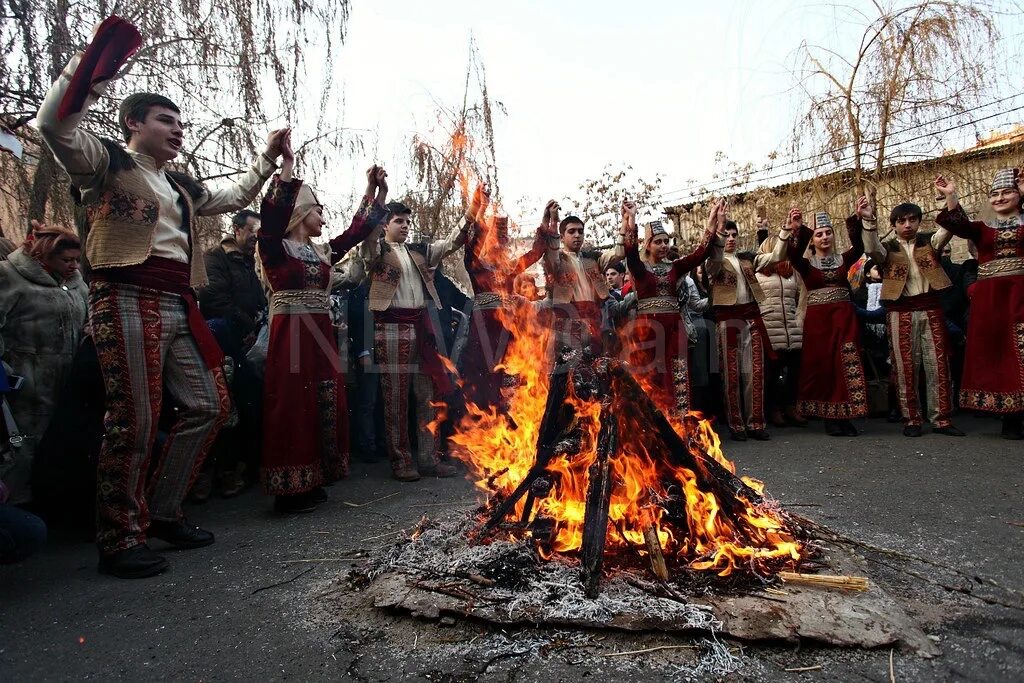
[703,199,728,276]
[934,175,982,242]
[670,225,716,280]
[781,208,812,275]
[621,200,647,279]
[511,227,547,278]
[539,200,563,277]
[853,196,884,264]
[329,166,389,263]
[841,213,866,271]
[196,130,284,216]
[597,203,627,270]
[427,219,470,268]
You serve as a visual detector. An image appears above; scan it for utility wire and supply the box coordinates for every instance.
[655,95,1024,204]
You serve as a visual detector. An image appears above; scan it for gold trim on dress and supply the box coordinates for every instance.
[270,289,330,313]
[637,296,678,313]
[806,287,849,306]
[978,256,1024,280]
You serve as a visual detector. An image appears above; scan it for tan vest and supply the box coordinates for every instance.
[711,257,765,306]
[367,242,441,311]
[548,251,609,305]
[80,165,207,288]
[880,233,951,301]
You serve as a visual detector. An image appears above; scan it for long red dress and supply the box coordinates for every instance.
[789,219,868,419]
[258,177,385,494]
[936,206,1024,413]
[460,224,544,410]
[624,230,713,418]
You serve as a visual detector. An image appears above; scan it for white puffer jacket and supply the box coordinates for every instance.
[756,269,804,351]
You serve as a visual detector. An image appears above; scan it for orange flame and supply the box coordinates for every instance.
[440,129,801,578]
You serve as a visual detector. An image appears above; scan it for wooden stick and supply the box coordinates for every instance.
[643,525,669,582]
[602,644,697,657]
[580,403,618,598]
[779,571,869,591]
[342,491,400,508]
[889,648,896,683]
[280,557,364,564]
[784,665,823,672]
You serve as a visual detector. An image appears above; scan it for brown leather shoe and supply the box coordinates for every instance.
[393,466,421,482]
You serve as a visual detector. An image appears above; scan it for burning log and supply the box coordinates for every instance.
[483,368,572,532]
[580,403,619,598]
[606,361,766,541]
[643,524,669,582]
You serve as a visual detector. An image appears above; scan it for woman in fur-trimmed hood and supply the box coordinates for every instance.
[0,223,88,504]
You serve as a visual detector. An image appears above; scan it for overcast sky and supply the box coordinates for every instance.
[294,0,1023,232]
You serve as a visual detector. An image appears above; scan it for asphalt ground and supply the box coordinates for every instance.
[1,414,1021,681]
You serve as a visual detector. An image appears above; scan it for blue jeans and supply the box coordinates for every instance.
[0,504,47,563]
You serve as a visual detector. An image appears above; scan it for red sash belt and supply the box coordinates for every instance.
[91,256,224,369]
[884,291,944,313]
[713,302,778,361]
[376,307,454,396]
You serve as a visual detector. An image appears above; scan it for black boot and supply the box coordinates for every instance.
[148,519,215,549]
[98,544,168,579]
[274,491,320,514]
[825,420,843,437]
[311,486,328,503]
[903,424,923,437]
[1001,415,1024,440]
[747,428,771,441]
[729,428,748,442]
[840,420,859,436]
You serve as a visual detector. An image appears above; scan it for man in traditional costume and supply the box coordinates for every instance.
[360,204,467,481]
[935,169,1024,439]
[36,16,285,578]
[861,196,966,437]
[540,203,625,356]
[706,219,789,440]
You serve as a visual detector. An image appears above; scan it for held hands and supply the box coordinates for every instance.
[365,165,388,203]
[786,207,804,231]
[279,130,294,182]
[622,199,638,243]
[265,128,290,162]
[468,184,490,223]
[707,198,727,235]
[934,175,958,209]
[855,195,876,222]
[541,199,561,237]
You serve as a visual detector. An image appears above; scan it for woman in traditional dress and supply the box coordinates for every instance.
[622,199,721,419]
[785,206,868,436]
[460,186,545,412]
[257,133,388,513]
[935,169,1024,439]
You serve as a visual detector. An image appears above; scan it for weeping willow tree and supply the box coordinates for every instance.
[403,37,505,244]
[0,0,355,238]
[790,0,1003,203]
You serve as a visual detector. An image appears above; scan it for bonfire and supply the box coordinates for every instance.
[446,295,806,596]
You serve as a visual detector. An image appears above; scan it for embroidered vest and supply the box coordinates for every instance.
[549,250,610,304]
[880,232,951,301]
[367,241,441,312]
[711,257,764,306]
[76,140,208,287]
